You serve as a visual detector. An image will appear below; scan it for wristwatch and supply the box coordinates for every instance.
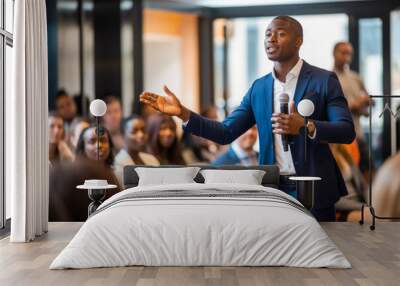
[306,120,316,136]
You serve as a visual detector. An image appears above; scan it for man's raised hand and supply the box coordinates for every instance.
[139,85,190,121]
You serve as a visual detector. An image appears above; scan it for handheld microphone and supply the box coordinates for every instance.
[279,93,290,152]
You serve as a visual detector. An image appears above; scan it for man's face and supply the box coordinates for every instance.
[125,118,147,152]
[334,43,353,67]
[56,96,77,122]
[264,19,302,62]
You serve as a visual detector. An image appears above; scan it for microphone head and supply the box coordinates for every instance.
[90,99,107,117]
[298,99,315,117]
[279,93,289,104]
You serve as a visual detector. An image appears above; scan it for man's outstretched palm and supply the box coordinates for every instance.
[140,86,182,117]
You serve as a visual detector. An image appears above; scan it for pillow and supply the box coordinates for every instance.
[135,167,201,186]
[200,169,266,185]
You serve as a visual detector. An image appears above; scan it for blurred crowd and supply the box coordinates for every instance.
[49,41,400,222]
[49,89,261,221]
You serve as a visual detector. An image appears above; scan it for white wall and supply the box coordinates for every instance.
[144,34,183,105]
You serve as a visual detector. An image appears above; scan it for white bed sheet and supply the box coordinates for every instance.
[50,183,351,269]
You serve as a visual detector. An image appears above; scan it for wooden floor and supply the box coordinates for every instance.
[1,222,399,286]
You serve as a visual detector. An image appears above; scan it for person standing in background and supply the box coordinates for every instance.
[333,42,371,177]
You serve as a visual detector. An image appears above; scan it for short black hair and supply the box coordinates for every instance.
[272,15,303,38]
[333,41,352,54]
[55,89,70,103]
[48,111,63,120]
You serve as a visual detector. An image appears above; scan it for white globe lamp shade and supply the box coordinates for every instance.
[298,99,314,117]
[90,99,107,117]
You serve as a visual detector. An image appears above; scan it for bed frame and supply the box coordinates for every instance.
[123,165,280,189]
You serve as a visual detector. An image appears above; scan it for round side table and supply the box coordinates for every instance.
[289,176,321,210]
[77,184,117,217]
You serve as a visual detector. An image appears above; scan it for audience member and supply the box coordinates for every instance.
[49,125,120,222]
[146,114,186,165]
[182,106,226,163]
[372,152,400,219]
[55,89,81,149]
[48,112,74,165]
[333,42,371,177]
[212,125,258,166]
[103,96,125,153]
[114,115,160,185]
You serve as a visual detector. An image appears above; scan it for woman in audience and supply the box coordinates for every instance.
[113,115,160,185]
[102,96,125,153]
[48,112,74,165]
[372,152,400,219]
[146,114,186,165]
[49,125,121,222]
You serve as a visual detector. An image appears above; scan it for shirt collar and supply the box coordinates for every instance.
[272,58,303,83]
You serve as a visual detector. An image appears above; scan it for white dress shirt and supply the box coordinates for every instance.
[272,59,303,175]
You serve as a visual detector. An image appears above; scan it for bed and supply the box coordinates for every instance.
[50,165,351,269]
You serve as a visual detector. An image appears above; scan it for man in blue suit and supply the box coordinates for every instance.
[140,16,355,221]
[213,125,259,166]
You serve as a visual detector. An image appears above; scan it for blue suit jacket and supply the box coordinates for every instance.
[212,147,241,166]
[212,147,259,166]
[184,61,356,209]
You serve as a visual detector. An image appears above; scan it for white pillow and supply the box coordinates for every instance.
[200,169,266,185]
[135,167,201,186]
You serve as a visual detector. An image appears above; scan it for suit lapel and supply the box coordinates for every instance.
[294,61,312,105]
[263,75,275,164]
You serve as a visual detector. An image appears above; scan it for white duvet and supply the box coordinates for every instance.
[50,183,351,269]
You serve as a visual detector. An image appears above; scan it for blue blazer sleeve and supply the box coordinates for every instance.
[313,73,356,144]
[184,85,256,145]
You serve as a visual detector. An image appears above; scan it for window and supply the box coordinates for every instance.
[359,18,384,165]
[1,0,14,229]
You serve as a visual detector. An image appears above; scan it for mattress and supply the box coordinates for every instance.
[50,183,351,269]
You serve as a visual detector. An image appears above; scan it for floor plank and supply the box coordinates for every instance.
[0,222,399,286]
